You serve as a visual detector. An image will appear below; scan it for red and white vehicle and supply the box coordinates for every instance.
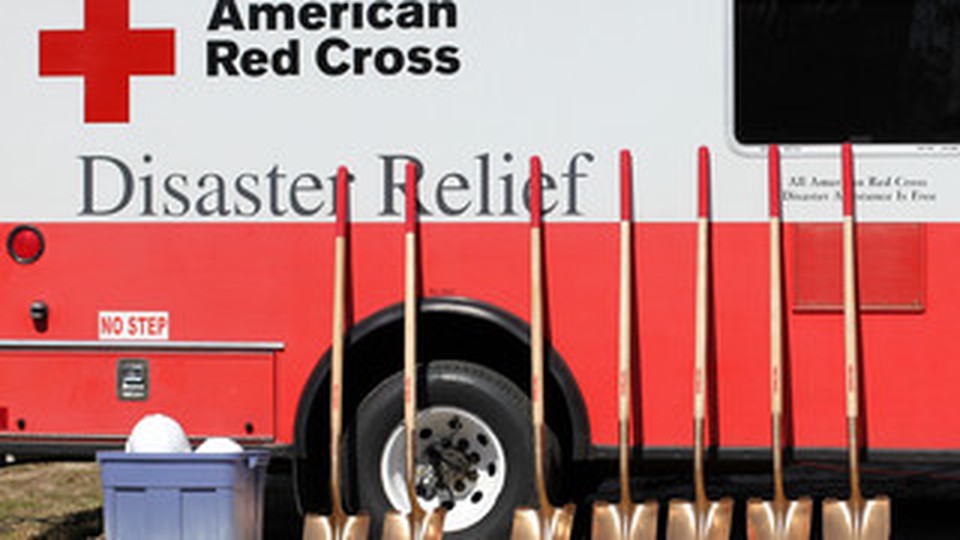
[2,0,959,536]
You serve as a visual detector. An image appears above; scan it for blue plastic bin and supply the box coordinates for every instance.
[97,451,270,540]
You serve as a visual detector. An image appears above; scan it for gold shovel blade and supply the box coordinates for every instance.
[745,497,813,540]
[382,510,409,540]
[822,496,891,540]
[302,513,371,540]
[666,498,734,540]
[511,504,576,540]
[591,500,659,540]
[421,510,446,540]
[382,509,446,540]
[510,507,541,540]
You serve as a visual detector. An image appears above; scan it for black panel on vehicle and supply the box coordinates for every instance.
[736,0,960,144]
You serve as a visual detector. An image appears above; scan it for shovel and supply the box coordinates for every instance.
[745,145,813,540]
[666,146,734,540]
[821,143,891,540]
[591,150,658,540]
[382,161,446,540]
[510,156,576,540]
[303,166,371,540]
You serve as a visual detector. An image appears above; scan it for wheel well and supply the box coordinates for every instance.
[293,297,589,512]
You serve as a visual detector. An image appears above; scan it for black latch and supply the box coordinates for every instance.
[30,301,48,333]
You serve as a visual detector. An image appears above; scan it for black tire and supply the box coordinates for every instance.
[344,360,560,539]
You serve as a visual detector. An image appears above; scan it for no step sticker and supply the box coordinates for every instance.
[99,311,170,340]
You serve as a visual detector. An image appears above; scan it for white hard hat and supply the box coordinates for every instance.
[124,414,191,453]
[195,437,244,454]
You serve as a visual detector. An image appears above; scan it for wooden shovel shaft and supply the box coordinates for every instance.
[619,220,632,509]
[330,166,349,519]
[404,230,419,520]
[768,146,783,419]
[692,217,709,507]
[770,216,786,505]
[619,149,634,509]
[693,146,711,507]
[768,145,787,505]
[693,418,707,508]
[841,143,863,505]
[843,217,859,422]
[694,147,710,425]
[694,217,709,426]
[531,227,550,514]
[331,236,346,518]
[529,156,551,514]
[404,161,422,523]
[843,216,862,504]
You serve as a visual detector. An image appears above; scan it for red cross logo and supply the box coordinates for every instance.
[39,0,175,123]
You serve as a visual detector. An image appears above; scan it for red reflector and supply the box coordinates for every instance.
[0,408,7,430]
[8,225,44,264]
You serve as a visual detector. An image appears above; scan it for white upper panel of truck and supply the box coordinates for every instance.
[1,0,957,222]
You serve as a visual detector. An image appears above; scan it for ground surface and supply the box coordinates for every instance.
[0,461,101,539]
[0,459,957,539]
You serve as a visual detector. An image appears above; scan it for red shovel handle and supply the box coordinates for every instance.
[530,156,542,227]
[336,166,349,238]
[406,161,418,232]
[842,143,855,217]
[698,146,710,219]
[768,145,781,218]
[620,150,633,222]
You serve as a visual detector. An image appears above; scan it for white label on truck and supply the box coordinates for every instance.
[99,311,170,341]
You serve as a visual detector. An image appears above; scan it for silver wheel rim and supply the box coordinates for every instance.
[379,406,507,532]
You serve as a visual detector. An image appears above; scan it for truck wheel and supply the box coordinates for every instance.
[345,360,558,539]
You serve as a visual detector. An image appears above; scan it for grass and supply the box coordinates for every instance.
[0,461,102,539]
